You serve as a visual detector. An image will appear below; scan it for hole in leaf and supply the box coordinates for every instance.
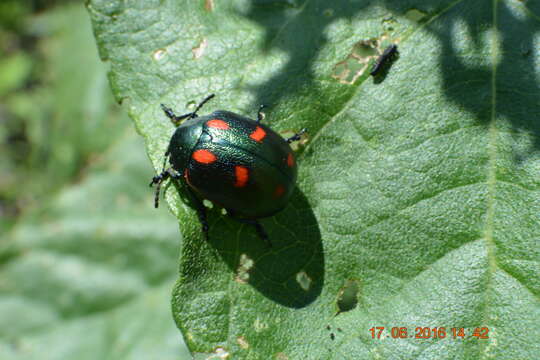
[235,254,254,284]
[295,270,312,291]
[332,40,378,84]
[405,8,428,23]
[192,38,208,59]
[336,279,359,314]
[253,318,268,332]
[193,347,229,360]
[152,48,167,61]
[381,15,398,32]
[237,336,249,349]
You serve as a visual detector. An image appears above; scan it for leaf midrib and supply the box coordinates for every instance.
[479,0,500,358]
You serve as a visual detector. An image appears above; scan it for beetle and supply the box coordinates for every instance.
[370,43,398,76]
[149,94,306,245]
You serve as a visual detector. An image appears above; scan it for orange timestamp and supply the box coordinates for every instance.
[369,327,489,339]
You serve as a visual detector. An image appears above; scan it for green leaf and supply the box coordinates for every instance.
[87,0,540,358]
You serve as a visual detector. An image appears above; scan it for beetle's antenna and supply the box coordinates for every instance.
[286,128,307,143]
[192,94,215,117]
[161,94,215,125]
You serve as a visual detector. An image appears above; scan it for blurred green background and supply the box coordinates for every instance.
[0,1,190,358]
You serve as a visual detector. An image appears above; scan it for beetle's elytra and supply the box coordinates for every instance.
[149,94,306,245]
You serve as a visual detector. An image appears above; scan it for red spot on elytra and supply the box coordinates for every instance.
[250,126,266,142]
[207,119,229,129]
[287,153,295,167]
[192,149,217,164]
[234,166,249,187]
[274,185,285,197]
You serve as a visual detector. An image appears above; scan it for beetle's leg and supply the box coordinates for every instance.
[286,128,307,143]
[257,104,266,123]
[227,210,271,247]
[157,167,209,239]
[149,150,173,208]
[160,94,215,126]
[149,164,209,239]
[149,169,170,208]
[185,187,209,240]
[240,219,271,247]
[160,149,170,173]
